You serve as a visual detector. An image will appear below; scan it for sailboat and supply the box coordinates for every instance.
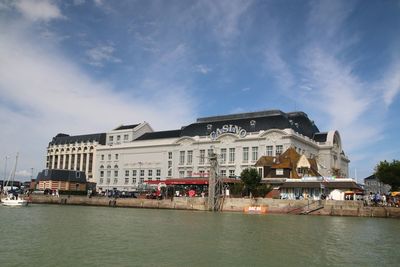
[1,153,28,206]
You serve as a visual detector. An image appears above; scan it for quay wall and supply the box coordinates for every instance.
[27,195,400,218]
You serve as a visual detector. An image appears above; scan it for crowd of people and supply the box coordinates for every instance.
[364,192,400,207]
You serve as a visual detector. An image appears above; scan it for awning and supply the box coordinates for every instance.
[146,178,240,186]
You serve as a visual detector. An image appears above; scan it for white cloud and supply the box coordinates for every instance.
[93,0,103,6]
[15,169,32,178]
[0,23,196,180]
[86,44,121,67]
[14,0,64,22]
[200,0,253,47]
[264,43,295,91]
[195,64,212,74]
[382,60,400,106]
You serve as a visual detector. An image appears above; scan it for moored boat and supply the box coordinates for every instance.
[1,194,28,206]
[1,153,28,207]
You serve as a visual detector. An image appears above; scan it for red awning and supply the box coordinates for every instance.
[145,178,240,186]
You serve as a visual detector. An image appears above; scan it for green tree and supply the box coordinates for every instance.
[375,160,400,191]
[240,168,261,197]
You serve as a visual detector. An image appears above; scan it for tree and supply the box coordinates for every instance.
[375,160,400,191]
[240,168,261,197]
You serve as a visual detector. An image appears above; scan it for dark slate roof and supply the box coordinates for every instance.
[280,182,322,188]
[182,110,320,139]
[364,174,376,181]
[49,133,106,145]
[313,132,328,142]
[36,169,87,183]
[281,181,362,190]
[134,110,324,141]
[135,130,182,141]
[113,124,139,131]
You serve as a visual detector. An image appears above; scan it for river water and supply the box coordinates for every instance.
[0,204,399,267]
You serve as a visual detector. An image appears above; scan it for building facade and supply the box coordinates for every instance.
[37,169,87,191]
[45,123,153,183]
[364,174,391,195]
[93,110,350,192]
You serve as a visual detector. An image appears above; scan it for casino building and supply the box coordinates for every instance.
[92,110,350,192]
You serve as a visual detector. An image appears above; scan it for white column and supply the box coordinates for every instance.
[79,153,84,172]
[73,152,77,170]
[51,154,56,169]
[56,153,61,169]
[67,153,71,170]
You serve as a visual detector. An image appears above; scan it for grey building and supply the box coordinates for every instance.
[364,174,391,195]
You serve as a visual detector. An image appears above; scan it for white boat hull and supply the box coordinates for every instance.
[1,198,28,206]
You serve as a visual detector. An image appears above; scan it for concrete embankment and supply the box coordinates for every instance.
[27,195,400,218]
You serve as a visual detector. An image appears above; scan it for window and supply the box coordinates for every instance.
[229,148,235,163]
[101,155,105,160]
[125,178,129,184]
[168,168,172,177]
[109,136,113,142]
[115,154,119,160]
[156,169,161,176]
[229,170,235,178]
[220,148,226,164]
[148,170,153,176]
[125,170,129,176]
[199,170,205,177]
[187,170,192,177]
[107,171,111,177]
[113,178,118,184]
[276,169,284,175]
[132,178,136,184]
[117,135,121,141]
[168,152,172,160]
[132,170,137,176]
[124,134,129,141]
[140,177,144,183]
[140,170,144,177]
[100,171,104,177]
[156,177,160,181]
[266,146,273,156]
[199,150,205,165]
[187,150,193,165]
[108,154,111,160]
[99,178,103,184]
[179,151,185,165]
[179,171,185,178]
[106,178,110,184]
[114,171,118,177]
[148,177,152,181]
[276,145,283,156]
[252,147,258,161]
[220,170,226,177]
[243,147,249,162]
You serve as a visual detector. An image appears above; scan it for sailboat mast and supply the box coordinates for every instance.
[9,153,19,189]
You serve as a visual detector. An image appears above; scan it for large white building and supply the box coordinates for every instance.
[92,110,349,192]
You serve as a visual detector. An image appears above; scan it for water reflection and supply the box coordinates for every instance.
[1,205,399,267]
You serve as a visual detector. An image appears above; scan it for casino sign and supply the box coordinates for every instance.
[209,124,247,140]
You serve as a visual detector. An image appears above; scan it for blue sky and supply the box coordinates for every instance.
[0,0,399,182]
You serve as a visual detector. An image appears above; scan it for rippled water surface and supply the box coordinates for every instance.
[0,204,399,266]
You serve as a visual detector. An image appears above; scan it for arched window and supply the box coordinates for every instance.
[100,165,104,169]
[107,165,111,169]
[114,165,119,169]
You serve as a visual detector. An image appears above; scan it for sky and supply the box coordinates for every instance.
[0,0,399,182]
